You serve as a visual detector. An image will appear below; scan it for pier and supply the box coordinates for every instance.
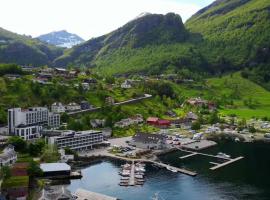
[177,148,231,160]
[210,156,244,170]
[148,160,197,176]
[128,161,135,186]
[104,154,197,177]
[177,148,244,170]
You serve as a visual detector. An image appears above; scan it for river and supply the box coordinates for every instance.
[67,141,270,200]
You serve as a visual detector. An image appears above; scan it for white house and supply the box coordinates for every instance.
[121,80,132,89]
[66,102,81,112]
[51,102,66,113]
[0,145,17,167]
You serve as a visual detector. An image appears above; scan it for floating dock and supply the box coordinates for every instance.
[177,148,244,170]
[179,152,198,159]
[148,161,197,176]
[210,156,244,170]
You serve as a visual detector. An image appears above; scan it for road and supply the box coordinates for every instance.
[67,94,152,116]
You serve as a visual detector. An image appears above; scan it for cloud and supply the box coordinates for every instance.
[0,0,202,40]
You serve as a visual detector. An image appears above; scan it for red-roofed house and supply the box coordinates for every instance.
[147,117,159,125]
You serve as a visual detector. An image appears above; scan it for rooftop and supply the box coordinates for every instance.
[40,163,71,172]
[74,188,117,200]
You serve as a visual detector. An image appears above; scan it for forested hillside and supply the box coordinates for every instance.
[0,27,63,66]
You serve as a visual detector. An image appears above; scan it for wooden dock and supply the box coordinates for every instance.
[148,160,197,176]
[177,148,231,160]
[210,156,244,170]
[128,161,135,186]
[104,154,197,177]
[177,148,244,170]
[179,153,198,159]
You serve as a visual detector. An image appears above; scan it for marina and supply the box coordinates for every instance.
[119,161,146,186]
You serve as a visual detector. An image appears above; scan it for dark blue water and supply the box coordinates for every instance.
[67,142,270,200]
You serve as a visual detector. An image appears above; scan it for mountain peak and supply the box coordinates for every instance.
[37,30,85,48]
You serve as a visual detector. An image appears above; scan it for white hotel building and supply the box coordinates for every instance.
[48,130,104,151]
[8,107,60,140]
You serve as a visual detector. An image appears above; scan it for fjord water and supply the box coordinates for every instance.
[67,142,270,200]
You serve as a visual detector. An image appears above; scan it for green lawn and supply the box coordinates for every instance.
[2,176,29,188]
[207,73,270,119]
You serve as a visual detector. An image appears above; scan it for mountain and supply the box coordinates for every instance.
[53,13,207,74]
[0,27,63,66]
[37,30,85,48]
[186,0,270,71]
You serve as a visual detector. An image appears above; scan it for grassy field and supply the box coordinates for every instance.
[2,176,29,188]
[207,73,270,119]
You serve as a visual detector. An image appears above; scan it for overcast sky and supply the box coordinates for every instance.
[0,0,215,40]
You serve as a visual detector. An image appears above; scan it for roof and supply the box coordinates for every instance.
[133,133,165,144]
[146,117,159,122]
[40,163,71,172]
[157,119,171,125]
[74,188,117,200]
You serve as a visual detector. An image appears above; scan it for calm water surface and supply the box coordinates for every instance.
[67,142,270,200]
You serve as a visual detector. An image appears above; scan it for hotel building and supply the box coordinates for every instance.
[8,107,60,140]
[48,130,104,151]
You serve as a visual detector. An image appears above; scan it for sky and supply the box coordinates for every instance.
[0,0,215,40]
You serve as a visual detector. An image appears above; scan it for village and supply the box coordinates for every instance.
[1,67,270,200]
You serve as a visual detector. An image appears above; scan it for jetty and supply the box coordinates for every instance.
[178,148,231,160]
[104,154,197,177]
[128,161,135,186]
[148,160,197,176]
[210,156,244,170]
[177,148,244,170]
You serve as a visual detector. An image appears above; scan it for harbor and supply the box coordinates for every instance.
[119,161,146,186]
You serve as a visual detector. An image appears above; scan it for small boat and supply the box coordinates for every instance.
[166,166,177,173]
[217,152,231,159]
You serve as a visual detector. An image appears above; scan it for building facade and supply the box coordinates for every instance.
[51,102,66,113]
[48,130,104,151]
[8,107,60,140]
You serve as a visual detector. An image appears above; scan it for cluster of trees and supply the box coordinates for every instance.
[0,63,23,76]
[8,136,45,156]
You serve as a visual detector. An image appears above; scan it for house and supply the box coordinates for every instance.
[130,133,167,150]
[0,145,17,167]
[80,101,92,110]
[90,119,105,128]
[186,112,198,121]
[114,114,143,128]
[146,117,170,128]
[66,102,81,112]
[51,102,66,113]
[187,97,207,107]
[146,117,159,125]
[105,97,115,105]
[81,82,90,90]
[54,68,68,76]
[121,80,132,89]
[39,185,72,200]
[40,163,71,177]
[4,74,21,80]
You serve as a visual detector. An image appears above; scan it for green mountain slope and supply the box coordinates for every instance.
[186,0,270,70]
[54,13,207,75]
[0,27,63,66]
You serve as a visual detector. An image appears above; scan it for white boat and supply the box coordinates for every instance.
[166,166,177,173]
[217,152,231,159]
